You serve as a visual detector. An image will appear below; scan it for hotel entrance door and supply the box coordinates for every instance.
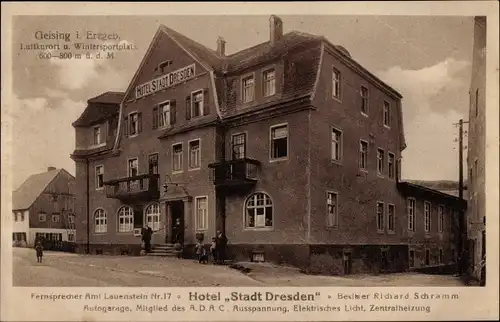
[170,200,184,244]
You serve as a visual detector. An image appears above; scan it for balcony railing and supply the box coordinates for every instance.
[104,174,160,202]
[208,158,260,188]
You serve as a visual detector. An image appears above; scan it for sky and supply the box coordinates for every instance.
[9,15,475,189]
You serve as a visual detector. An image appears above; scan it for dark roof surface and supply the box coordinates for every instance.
[73,92,124,127]
[13,169,62,210]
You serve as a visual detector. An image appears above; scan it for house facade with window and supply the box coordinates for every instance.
[398,181,466,271]
[71,15,463,274]
[12,167,76,246]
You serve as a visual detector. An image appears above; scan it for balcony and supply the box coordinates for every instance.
[104,174,160,202]
[209,158,260,188]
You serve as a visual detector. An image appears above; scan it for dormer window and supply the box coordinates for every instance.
[242,75,255,103]
[263,69,276,97]
[155,60,172,73]
[192,90,204,118]
[93,126,101,146]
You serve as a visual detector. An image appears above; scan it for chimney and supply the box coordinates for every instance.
[269,15,283,45]
[47,166,56,172]
[216,37,226,56]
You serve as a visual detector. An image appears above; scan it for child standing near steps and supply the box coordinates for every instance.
[35,241,43,263]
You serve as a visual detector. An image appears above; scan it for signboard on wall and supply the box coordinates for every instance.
[135,64,196,99]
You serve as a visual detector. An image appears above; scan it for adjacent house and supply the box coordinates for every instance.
[70,15,466,275]
[12,167,76,246]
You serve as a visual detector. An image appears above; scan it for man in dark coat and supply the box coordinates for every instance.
[215,230,228,264]
[141,225,153,253]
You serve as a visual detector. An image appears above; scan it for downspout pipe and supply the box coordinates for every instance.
[86,158,90,254]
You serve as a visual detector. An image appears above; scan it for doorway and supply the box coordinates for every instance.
[343,251,352,275]
[170,201,184,244]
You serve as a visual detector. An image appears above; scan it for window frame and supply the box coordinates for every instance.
[326,191,339,228]
[231,132,247,160]
[128,111,139,137]
[262,68,276,97]
[438,204,445,233]
[388,152,396,180]
[191,90,204,119]
[117,206,134,233]
[92,125,103,146]
[332,67,342,100]
[377,148,385,177]
[127,157,139,178]
[158,100,171,129]
[38,213,47,222]
[269,123,289,162]
[409,249,415,268]
[407,197,416,232]
[188,139,201,171]
[148,153,159,175]
[424,201,431,233]
[51,213,60,223]
[376,201,385,233]
[194,196,208,231]
[241,73,256,104]
[172,142,183,174]
[359,140,369,171]
[331,127,343,163]
[95,165,104,190]
[244,192,274,230]
[383,100,391,128]
[387,203,395,233]
[360,85,369,116]
[94,208,107,234]
[145,203,161,232]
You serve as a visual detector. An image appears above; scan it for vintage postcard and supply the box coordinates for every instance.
[1,1,499,321]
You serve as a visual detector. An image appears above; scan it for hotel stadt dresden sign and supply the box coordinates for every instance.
[135,64,196,99]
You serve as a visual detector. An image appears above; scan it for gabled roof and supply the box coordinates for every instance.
[12,168,72,211]
[73,91,124,127]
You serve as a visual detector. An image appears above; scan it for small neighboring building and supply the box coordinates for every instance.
[398,181,466,272]
[466,16,486,283]
[12,167,76,246]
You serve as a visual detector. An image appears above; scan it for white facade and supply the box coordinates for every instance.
[28,228,76,245]
[12,210,29,243]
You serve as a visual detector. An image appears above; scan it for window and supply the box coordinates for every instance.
[118,206,133,232]
[438,205,444,233]
[52,214,60,223]
[424,202,431,233]
[263,69,276,97]
[326,192,339,228]
[189,140,201,169]
[396,158,402,181]
[129,112,140,136]
[331,128,342,162]
[377,202,384,232]
[360,86,369,115]
[245,193,273,229]
[192,90,204,118]
[388,153,395,179]
[270,124,288,160]
[145,203,160,231]
[128,158,138,177]
[95,165,104,189]
[439,249,443,264]
[38,213,46,222]
[332,68,341,99]
[407,198,415,232]
[377,149,385,176]
[359,141,368,170]
[13,213,18,222]
[68,215,75,224]
[94,209,107,233]
[383,101,391,127]
[409,250,415,268]
[387,204,395,232]
[425,249,430,266]
[195,197,208,231]
[68,233,75,242]
[148,153,159,174]
[172,143,183,172]
[20,212,25,221]
[159,101,171,128]
[231,133,246,160]
[475,88,479,117]
[242,75,255,103]
[93,126,101,145]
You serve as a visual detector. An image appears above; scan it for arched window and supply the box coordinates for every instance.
[94,209,107,233]
[145,203,160,231]
[245,193,273,229]
[118,206,134,232]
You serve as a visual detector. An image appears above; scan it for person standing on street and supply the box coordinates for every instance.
[35,241,44,263]
[141,225,153,253]
[215,230,228,265]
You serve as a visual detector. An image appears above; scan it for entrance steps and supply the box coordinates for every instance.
[147,244,178,257]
